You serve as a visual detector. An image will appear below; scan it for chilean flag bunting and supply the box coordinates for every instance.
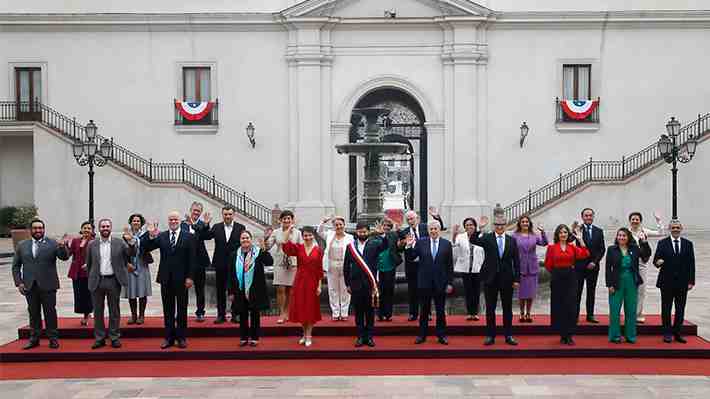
[175,100,214,121]
[561,99,599,120]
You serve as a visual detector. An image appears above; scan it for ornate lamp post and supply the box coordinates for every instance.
[72,120,113,225]
[657,116,698,219]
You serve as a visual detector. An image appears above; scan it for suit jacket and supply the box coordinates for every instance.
[605,243,650,289]
[405,237,454,293]
[470,232,521,286]
[344,236,388,294]
[197,221,245,270]
[181,220,211,269]
[85,237,137,291]
[226,248,273,311]
[653,237,695,289]
[576,224,606,272]
[399,215,446,243]
[142,229,197,288]
[12,237,70,290]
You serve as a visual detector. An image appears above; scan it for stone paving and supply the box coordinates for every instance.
[1,234,709,397]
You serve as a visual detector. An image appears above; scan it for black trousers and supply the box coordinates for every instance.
[239,307,261,341]
[661,287,688,337]
[418,289,446,338]
[191,266,206,317]
[405,261,419,318]
[550,268,578,339]
[161,281,188,342]
[377,269,396,319]
[575,267,599,319]
[72,277,93,315]
[484,273,513,338]
[352,292,375,340]
[25,284,58,341]
[461,273,481,316]
[215,267,237,318]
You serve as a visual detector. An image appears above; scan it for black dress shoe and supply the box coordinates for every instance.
[663,336,673,343]
[377,316,385,322]
[408,315,417,322]
[610,338,622,344]
[161,340,174,349]
[91,340,106,350]
[483,336,495,346]
[214,316,226,324]
[240,340,249,347]
[586,317,599,324]
[365,338,375,347]
[48,339,59,349]
[111,340,122,349]
[674,335,687,344]
[437,336,449,345]
[566,337,575,346]
[505,336,518,346]
[195,315,205,323]
[177,339,188,348]
[354,338,364,347]
[414,336,426,344]
[560,337,568,345]
[230,316,239,324]
[23,340,39,350]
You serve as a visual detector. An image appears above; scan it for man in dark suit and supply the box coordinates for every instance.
[576,208,606,323]
[143,211,197,349]
[85,219,136,349]
[470,215,521,346]
[653,219,695,343]
[198,205,245,324]
[344,222,387,347]
[405,220,454,345]
[400,208,445,321]
[181,201,210,322]
[12,219,70,349]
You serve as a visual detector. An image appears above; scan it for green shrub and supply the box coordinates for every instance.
[5,205,38,229]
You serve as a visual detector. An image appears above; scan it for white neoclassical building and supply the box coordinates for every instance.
[1,0,709,233]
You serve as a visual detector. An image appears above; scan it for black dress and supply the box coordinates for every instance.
[227,248,273,312]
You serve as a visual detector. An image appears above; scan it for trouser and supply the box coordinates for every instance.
[405,261,419,318]
[25,284,58,341]
[239,307,261,341]
[461,273,481,316]
[550,268,578,339]
[215,267,236,318]
[608,270,638,342]
[637,263,648,318]
[327,264,350,318]
[378,269,396,319]
[418,289,447,338]
[191,266,206,317]
[161,281,189,342]
[92,275,122,342]
[484,273,513,338]
[352,292,375,340]
[576,267,600,319]
[661,286,688,338]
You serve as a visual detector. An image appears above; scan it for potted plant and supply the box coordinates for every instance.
[9,205,38,250]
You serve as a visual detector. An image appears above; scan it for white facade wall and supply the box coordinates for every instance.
[0,135,34,207]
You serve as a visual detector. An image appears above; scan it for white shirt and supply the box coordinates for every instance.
[224,223,233,242]
[357,240,366,254]
[99,238,113,276]
[671,236,682,253]
[169,228,181,245]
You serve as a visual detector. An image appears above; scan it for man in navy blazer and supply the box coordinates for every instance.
[142,211,197,349]
[653,219,695,343]
[575,208,606,323]
[181,201,211,322]
[405,220,453,345]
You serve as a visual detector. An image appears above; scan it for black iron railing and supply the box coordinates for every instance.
[173,99,219,126]
[555,97,601,123]
[0,100,271,226]
[504,112,710,223]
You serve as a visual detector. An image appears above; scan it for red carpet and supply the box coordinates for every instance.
[2,358,709,380]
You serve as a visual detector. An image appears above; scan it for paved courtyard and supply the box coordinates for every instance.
[1,233,709,397]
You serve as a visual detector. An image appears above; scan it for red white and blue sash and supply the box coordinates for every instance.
[347,241,377,290]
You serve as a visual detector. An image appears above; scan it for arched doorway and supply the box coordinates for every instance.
[348,88,427,223]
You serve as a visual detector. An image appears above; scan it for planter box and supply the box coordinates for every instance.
[11,229,31,251]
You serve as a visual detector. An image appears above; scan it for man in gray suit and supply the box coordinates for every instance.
[86,218,136,349]
[12,219,70,349]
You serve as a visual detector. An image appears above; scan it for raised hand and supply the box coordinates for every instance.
[374,221,384,235]
[264,227,273,240]
[257,237,266,250]
[146,220,159,237]
[478,216,489,229]
[638,230,648,242]
[122,226,133,242]
[428,206,439,218]
[452,224,461,235]
[202,211,212,225]
[405,233,415,246]
[537,224,545,233]
[321,214,332,224]
[573,224,583,237]
[58,234,69,247]
[653,211,663,224]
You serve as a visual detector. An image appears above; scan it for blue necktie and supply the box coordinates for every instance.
[497,235,504,258]
[432,240,438,259]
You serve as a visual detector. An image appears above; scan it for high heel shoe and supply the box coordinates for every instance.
[298,337,306,345]
[304,338,312,347]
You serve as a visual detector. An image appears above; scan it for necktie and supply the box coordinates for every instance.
[432,240,438,259]
[413,227,419,240]
[170,231,176,248]
[32,240,38,258]
[497,235,504,258]
[674,239,680,255]
[587,225,593,239]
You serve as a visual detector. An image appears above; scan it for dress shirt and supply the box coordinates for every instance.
[32,238,43,258]
[584,224,593,239]
[409,225,419,240]
[224,223,233,242]
[672,237,682,254]
[495,233,506,257]
[99,238,114,276]
[169,228,181,247]
[357,240,366,254]
[430,238,440,258]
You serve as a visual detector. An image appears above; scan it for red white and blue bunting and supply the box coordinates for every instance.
[175,101,214,121]
[561,99,599,120]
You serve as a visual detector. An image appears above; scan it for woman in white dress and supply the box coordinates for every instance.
[267,210,303,324]
[318,215,354,321]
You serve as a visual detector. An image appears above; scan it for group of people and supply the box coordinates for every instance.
[11,202,696,350]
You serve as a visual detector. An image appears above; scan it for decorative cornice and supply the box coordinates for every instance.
[492,10,710,30]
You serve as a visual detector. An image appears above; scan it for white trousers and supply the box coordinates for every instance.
[637,263,647,318]
[327,265,351,318]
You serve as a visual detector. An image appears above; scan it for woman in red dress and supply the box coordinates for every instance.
[282,225,324,347]
[67,221,95,326]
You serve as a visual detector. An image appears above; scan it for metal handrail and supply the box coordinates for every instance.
[0,100,271,226]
